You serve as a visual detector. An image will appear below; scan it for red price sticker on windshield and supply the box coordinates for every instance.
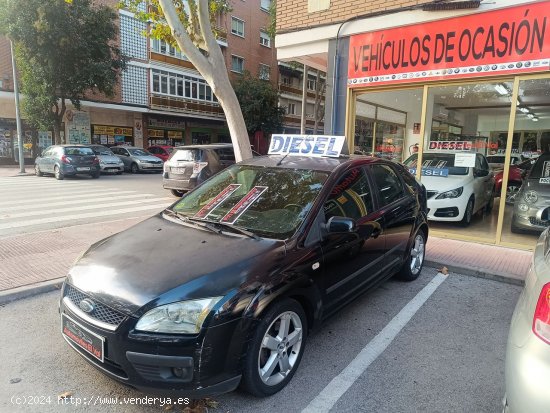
[221,186,268,224]
[194,184,242,219]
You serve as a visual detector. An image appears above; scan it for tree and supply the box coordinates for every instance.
[126,0,253,162]
[233,71,285,136]
[0,0,127,144]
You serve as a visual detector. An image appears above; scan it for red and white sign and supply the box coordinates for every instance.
[429,141,473,151]
[348,2,550,87]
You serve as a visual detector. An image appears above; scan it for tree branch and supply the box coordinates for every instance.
[196,0,218,54]
[157,0,210,74]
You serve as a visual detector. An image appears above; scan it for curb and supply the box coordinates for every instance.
[424,260,525,286]
[0,277,65,305]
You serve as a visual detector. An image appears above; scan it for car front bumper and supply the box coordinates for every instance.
[100,164,124,173]
[59,284,244,397]
[138,163,163,171]
[512,202,550,232]
[426,194,468,222]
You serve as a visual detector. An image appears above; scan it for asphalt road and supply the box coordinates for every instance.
[0,268,521,413]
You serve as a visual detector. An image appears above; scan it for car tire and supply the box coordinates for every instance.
[511,218,526,234]
[240,298,307,397]
[91,171,100,179]
[397,229,426,281]
[116,171,123,175]
[35,164,43,177]
[130,163,139,174]
[505,183,521,205]
[54,165,64,180]
[460,197,474,227]
[170,189,185,197]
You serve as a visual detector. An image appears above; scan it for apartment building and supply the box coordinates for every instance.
[0,0,324,164]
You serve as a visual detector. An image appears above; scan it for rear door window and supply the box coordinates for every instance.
[170,149,201,162]
[324,167,374,221]
[371,164,406,207]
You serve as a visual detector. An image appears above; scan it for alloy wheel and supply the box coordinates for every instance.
[410,233,425,275]
[258,311,303,386]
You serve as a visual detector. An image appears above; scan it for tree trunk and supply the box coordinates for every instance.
[52,119,62,145]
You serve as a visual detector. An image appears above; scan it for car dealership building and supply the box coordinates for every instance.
[276,0,550,250]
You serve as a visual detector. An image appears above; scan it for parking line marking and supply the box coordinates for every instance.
[302,272,448,413]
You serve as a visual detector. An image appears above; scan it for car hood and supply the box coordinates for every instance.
[522,179,550,199]
[419,175,472,192]
[97,155,122,163]
[134,155,161,162]
[67,214,285,315]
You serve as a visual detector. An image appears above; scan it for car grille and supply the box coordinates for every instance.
[529,217,550,227]
[64,284,126,328]
[426,190,438,199]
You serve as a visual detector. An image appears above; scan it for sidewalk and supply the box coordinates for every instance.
[0,165,34,177]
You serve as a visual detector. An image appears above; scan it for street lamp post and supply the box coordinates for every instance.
[10,39,25,174]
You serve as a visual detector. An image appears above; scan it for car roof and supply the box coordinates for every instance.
[239,154,382,172]
[173,143,234,150]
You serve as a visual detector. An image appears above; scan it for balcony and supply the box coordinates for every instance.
[150,94,225,118]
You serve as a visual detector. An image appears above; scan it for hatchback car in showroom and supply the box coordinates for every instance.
[511,152,550,233]
[163,143,237,196]
[88,145,125,175]
[504,228,550,412]
[147,145,173,162]
[111,146,163,173]
[404,152,495,226]
[60,148,428,397]
[35,145,100,180]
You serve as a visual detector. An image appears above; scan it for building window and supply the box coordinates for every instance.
[119,14,147,60]
[282,77,292,86]
[287,103,296,115]
[150,68,218,104]
[151,38,187,60]
[122,65,148,106]
[259,64,270,80]
[261,0,271,12]
[307,78,316,91]
[260,31,271,48]
[231,17,245,37]
[231,55,244,73]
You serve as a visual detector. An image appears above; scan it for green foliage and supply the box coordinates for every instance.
[233,71,284,135]
[123,0,231,49]
[0,0,126,138]
[266,0,277,39]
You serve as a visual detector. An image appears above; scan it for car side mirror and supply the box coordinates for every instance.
[323,216,356,234]
[474,169,489,177]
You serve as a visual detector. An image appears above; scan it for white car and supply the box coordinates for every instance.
[404,152,495,226]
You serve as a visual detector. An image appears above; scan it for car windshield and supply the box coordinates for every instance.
[171,165,329,239]
[128,149,150,156]
[527,153,550,179]
[487,156,505,164]
[65,147,94,156]
[169,149,201,162]
[91,146,114,156]
[403,153,469,176]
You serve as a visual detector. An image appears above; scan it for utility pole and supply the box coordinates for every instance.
[10,39,25,174]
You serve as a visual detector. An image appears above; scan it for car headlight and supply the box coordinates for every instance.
[524,190,538,204]
[435,187,464,199]
[135,297,223,334]
[135,159,142,163]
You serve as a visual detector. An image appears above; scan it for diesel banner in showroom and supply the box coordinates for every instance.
[348,2,550,87]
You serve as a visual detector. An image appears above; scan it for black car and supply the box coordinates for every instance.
[35,145,100,180]
[59,154,428,397]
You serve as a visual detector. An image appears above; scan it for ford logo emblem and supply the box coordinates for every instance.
[79,298,95,314]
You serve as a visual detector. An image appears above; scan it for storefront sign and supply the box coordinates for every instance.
[148,116,186,129]
[93,125,133,136]
[454,152,476,167]
[167,130,183,139]
[348,2,550,87]
[428,141,473,151]
[67,111,91,144]
[148,129,165,138]
[268,135,346,157]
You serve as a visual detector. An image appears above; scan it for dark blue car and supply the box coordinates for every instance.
[35,145,101,180]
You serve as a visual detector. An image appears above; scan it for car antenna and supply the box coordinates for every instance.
[276,152,290,166]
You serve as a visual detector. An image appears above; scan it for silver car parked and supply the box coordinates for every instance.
[88,145,124,174]
[512,152,550,233]
[504,228,550,412]
[111,146,163,173]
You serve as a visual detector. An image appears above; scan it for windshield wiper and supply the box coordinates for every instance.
[165,211,260,240]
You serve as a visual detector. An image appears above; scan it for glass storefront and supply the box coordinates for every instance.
[350,75,550,250]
